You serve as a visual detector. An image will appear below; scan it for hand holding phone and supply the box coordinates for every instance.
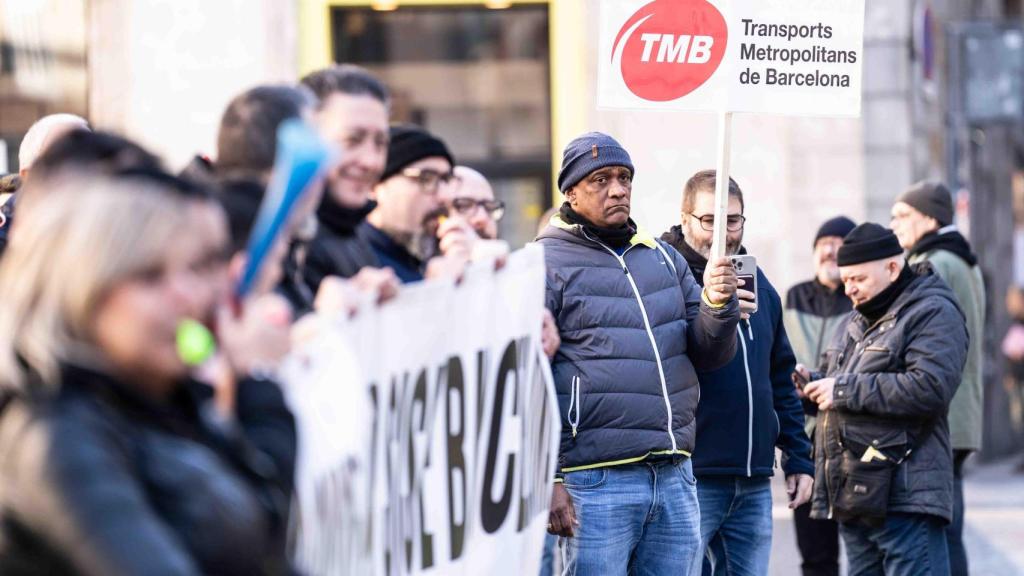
[730,254,758,316]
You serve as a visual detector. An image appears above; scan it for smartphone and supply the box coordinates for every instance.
[791,369,809,391]
[730,254,758,313]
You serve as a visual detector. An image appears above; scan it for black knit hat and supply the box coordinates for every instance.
[557,132,635,193]
[896,181,954,227]
[381,124,454,182]
[837,223,903,267]
[814,216,857,246]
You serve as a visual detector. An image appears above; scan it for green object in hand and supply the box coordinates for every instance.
[177,319,216,366]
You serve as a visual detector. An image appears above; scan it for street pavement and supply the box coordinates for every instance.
[769,455,1024,576]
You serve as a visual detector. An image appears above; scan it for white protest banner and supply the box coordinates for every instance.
[281,245,560,576]
[598,0,865,116]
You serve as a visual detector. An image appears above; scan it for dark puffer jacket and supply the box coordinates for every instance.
[809,265,968,523]
[537,216,739,474]
[0,364,296,575]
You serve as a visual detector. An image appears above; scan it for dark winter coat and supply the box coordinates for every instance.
[0,364,297,575]
[809,265,969,523]
[537,216,739,475]
[303,201,380,290]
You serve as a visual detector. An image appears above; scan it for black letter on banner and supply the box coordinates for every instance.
[481,341,517,533]
[446,356,467,560]
[410,369,435,570]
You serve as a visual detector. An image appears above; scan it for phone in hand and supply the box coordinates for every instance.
[730,254,758,313]
[791,369,809,391]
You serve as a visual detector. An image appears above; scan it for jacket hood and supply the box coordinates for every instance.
[536,212,660,250]
[661,224,747,282]
[859,262,963,326]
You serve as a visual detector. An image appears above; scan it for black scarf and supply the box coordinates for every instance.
[559,202,636,249]
[855,264,916,324]
[317,197,377,237]
[908,229,978,267]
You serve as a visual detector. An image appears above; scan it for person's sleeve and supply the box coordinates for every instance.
[671,244,739,371]
[767,283,815,477]
[8,412,198,576]
[832,301,969,418]
[234,376,298,498]
[301,241,334,295]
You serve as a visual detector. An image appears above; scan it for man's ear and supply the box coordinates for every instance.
[889,259,902,281]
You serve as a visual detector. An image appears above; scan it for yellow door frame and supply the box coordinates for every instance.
[297,0,586,206]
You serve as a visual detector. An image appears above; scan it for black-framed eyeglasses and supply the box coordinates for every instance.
[400,168,455,194]
[689,213,746,232]
[450,197,506,221]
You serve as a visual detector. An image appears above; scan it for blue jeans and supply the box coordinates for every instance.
[697,476,773,576]
[945,451,969,576]
[559,458,702,576]
[839,513,950,576]
[539,533,556,576]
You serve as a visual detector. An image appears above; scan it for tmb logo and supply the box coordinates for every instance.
[611,0,728,102]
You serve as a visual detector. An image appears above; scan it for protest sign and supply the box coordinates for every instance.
[282,246,559,576]
[598,0,865,259]
[598,0,865,116]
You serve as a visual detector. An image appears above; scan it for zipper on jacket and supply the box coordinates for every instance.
[591,238,679,453]
[823,408,834,519]
[567,375,581,438]
[738,324,754,477]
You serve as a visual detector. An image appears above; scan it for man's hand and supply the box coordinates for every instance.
[703,257,738,306]
[737,285,756,321]
[541,309,561,359]
[786,473,814,509]
[437,217,479,260]
[805,377,836,411]
[218,293,293,376]
[350,267,400,305]
[547,483,578,537]
[425,253,471,283]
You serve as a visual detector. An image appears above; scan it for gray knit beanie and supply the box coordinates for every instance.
[896,181,954,227]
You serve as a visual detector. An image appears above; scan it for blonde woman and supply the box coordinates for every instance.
[0,173,296,575]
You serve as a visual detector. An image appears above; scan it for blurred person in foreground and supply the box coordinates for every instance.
[0,113,90,259]
[208,83,398,318]
[890,181,984,576]
[800,223,968,576]
[783,216,857,576]
[0,172,297,575]
[300,65,391,289]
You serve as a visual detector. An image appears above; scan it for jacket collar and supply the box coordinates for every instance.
[541,212,658,250]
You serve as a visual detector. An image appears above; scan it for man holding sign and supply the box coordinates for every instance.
[537,132,739,575]
[663,171,814,576]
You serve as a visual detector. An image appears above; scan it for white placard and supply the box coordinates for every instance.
[598,0,865,116]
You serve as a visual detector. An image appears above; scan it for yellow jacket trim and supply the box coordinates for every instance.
[547,213,658,249]
[560,449,692,473]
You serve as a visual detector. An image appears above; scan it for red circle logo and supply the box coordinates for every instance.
[612,0,728,102]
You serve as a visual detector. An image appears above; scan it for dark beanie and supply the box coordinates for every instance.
[814,216,857,246]
[557,132,635,193]
[837,223,903,266]
[381,124,454,182]
[896,181,954,227]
